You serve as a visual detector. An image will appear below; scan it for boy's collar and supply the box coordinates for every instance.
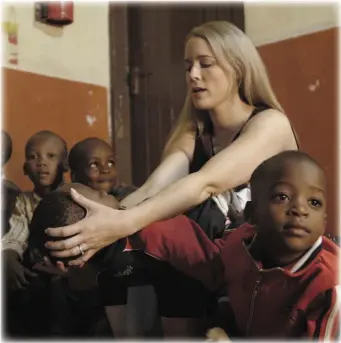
[289,236,322,273]
[247,233,323,272]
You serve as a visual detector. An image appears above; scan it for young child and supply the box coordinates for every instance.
[28,182,119,268]
[25,182,121,337]
[2,130,68,291]
[68,138,160,337]
[2,130,69,337]
[26,182,146,337]
[1,130,21,236]
[68,137,136,200]
[127,150,339,340]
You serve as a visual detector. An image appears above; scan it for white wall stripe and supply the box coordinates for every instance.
[245,4,338,47]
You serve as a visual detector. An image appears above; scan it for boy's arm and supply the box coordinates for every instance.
[305,286,340,340]
[2,195,30,260]
[127,215,228,292]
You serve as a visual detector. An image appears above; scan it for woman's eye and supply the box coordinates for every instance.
[108,161,115,168]
[200,63,212,68]
[184,64,192,72]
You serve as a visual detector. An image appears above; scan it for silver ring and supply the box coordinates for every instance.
[78,244,85,255]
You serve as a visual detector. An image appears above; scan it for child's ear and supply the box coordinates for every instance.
[244,201,254,224]
[23,162,29,175]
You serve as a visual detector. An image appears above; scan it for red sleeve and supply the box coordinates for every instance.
[305,286,340,340]
[127,215,228,291]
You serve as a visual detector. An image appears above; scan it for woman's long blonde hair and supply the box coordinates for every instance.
[164,21,284,155]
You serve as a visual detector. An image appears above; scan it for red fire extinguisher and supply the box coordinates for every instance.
[36,2,73,26]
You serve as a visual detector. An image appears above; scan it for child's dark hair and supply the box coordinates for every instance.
[29,192,85,264]
[25,130,68,160]
[2,130,13,165]
[250,150,324,194]
[68,137,113,173]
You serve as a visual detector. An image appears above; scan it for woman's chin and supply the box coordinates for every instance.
[192,100,211,110]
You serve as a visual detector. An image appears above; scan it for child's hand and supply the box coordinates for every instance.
[4,249,37,291]
[206,327,231,341]
[32,256,68,277]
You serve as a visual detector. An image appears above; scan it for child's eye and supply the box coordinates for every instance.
[27,153,37,160]
[309,199,322,207]
[90,162,98,168]
[108,161,115,168]
[47,153,57,159]
[273,193,289,202]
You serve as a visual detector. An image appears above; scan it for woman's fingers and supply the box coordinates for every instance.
[68,249,96,266]
[45,232,83,250]
[45,221,82,238]
[49,241,88,258]
[206,328,230,341]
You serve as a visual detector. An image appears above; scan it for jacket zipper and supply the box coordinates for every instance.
[246,272,261,335]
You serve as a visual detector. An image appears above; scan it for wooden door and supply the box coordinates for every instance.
[110,4,244,186]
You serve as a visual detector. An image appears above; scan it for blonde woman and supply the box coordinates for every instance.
[46,21,298,266]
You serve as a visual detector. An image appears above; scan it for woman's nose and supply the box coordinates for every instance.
[189,64,201,81]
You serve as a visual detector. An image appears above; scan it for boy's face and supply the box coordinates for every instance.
[252,160,327,255]
[58,182,119,209]
[25,135,65,188]
[77,143,117,192]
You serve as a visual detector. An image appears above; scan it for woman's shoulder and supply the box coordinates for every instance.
[244,108,291,131]
[239,108,297,149]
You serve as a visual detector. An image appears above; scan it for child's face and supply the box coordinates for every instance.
[25,136,65,188]
[253,160,327,255]
[77,142,117,192]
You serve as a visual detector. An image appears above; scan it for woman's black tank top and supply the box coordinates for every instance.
[189,106,270,174]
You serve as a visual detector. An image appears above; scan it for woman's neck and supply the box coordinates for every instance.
[209,94,254,135]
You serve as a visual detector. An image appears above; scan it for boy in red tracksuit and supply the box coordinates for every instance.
[128,150,340,340]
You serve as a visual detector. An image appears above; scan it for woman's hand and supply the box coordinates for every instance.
[44,188,134,266]
[206,327,231,341]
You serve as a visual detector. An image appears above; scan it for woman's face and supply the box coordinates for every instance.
[184,37,233,110]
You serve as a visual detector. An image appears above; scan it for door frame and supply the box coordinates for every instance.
[109,3,132,184]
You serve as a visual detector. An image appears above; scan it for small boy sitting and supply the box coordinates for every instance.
[2,130,68,291]
[2,130,69,337]
[27,182,148,337]
[68,137,137,200]
[68,137,163,337]
[127,150,340,340]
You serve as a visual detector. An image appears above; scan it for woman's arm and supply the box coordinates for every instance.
[119,131,196,209]
[45,110,296,264]
[126,110,296,230]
